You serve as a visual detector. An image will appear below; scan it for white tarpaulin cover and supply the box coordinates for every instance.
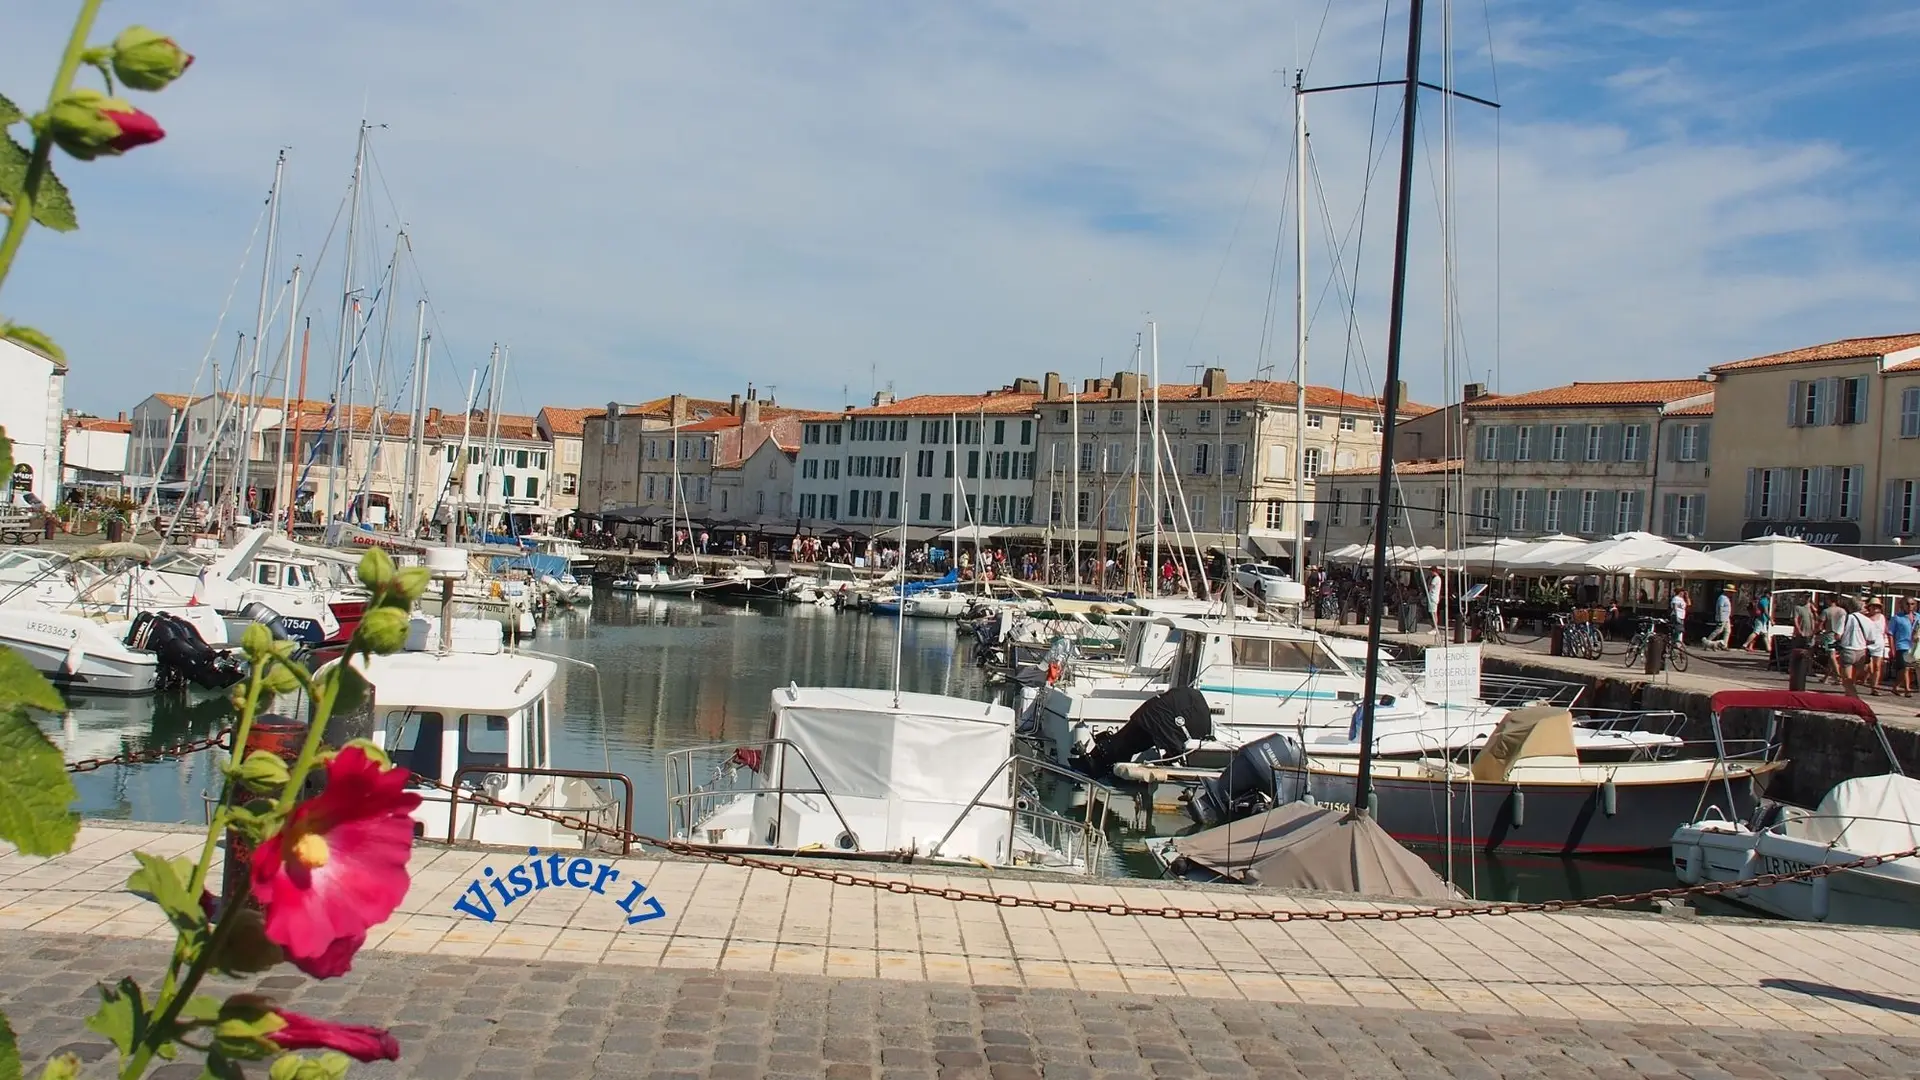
[1796,774,1920,857]
[770,686,1012,804]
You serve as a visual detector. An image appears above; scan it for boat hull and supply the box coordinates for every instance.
[1673,824,1920,928]
[0,614,158,695]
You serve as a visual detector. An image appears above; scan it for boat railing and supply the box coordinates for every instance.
[1759,812,1920,858]
[663,739,865,854]
[1381,658,1584,709]
[1571,707,1691,743]
[926,755,1115,875]
[446,765,634,855]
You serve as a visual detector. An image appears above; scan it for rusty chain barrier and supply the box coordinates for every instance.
[62,729,232,774]
[64,738,1920,924]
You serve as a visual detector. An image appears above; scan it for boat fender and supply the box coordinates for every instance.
[1734,848,1758,899]
[1367,790,1379,818]
[63,641,85,675]
[1811,874,1830,922]
[1600,779,1617,817]
[1675,842,1703,884]
[1509,790,1525,828]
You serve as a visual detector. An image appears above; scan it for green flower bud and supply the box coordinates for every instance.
[356,547,396,591]
[260,659,301,695]
[354,606,411,655]
[393,565,432,604]
[110,26,194,92]
[241,622,275,660]
[232,750,291,794]
[44,87,165,161]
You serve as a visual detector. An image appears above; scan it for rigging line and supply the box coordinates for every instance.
[1301,0,1339,76]
[1182,79,1288,374]
[1411,110,1480,384]
[1253,106,1298,380]
[1299,119,1399,359]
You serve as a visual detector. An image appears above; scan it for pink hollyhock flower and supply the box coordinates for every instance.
[45,89,165,160]
[268,1009,400,1062]
[250,746,419,977]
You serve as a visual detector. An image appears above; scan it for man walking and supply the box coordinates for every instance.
[1889,599,1916,697]
[1706,585,1734,650]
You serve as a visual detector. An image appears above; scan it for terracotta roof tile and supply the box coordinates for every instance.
[538,406,596,437]
[845,381,1427,418]
[1882,357,1920,374]
[1465,380,1711,410]
[1667,400,1715,417]
[1321,458,1461,478]
[66,416,132,434]
[1711,334,1920,373]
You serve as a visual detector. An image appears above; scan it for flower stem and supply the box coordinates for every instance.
[274,654,353,816]
[0,0,105,298]
[120,874,255,1080]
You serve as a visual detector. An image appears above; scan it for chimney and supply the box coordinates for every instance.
[1043,373,1063,401]
[1202,367,1228,397]
[743,399,762,425]
[116,411,127,422]
[730,393,742,415]
[1011,377,1039,394]
[1463,382,1487,402]
[669,393,689,423]
[1394,381,1409,410]
[748,383,758,400]
[872,390,895,407]
[1081,377,1108,395]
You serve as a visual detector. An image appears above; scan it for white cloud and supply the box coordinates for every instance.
[2,1,1914,419]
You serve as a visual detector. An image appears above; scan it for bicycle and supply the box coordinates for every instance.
[1623,617,1689,672]
[1552,612,1605,660]
[1470,600,1508,646]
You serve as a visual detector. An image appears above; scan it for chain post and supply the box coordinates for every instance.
[220,717,306,910]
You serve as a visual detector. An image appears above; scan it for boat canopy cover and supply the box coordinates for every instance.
[1470,707,1578,784]
[1710,690,1877,725]
[1796,774,1920,857]
[1168,804,1457,899]
[769,687,1014,808]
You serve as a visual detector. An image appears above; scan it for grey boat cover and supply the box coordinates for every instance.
[1169,803,1457,899]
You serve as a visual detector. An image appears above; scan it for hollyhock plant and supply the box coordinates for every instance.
[266,1009,402,1063]
[43,87,165,160]
[108,25,194,91]
[250,745,421,975]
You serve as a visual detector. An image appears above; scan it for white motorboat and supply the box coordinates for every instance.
[901,589,969,619]
[353,548,624,849]
[0,606,161,695]
[539,573,593,607]
[1041,618,1678,770]
[1673,691,1920,927]
[609,565,704,595]
[127,530,342,646]
[666,685,1112,874]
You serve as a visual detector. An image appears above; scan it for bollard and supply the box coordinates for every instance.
[1645,634,1667,675]
[1789,647,1811,692]
[221,715,307,911]
[1549,625,1565,657]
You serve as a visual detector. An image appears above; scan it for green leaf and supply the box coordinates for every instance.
[207,907,284,976]
[0,650,62,714]
[0,93,22,127]
[0,325,63,365]
[0,706,79,856]
[213,994,285,1061]
[86,978,148,1057]
[327,663,368,715]
[0,1009,19,1080]
[35,1055,78,1080]
[179,996,223,1023]
[126,851,205,932]
[0,427,11,480]
[0,134,78,232]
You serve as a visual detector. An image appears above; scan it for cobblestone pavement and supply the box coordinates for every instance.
[6,929,1920,1080]
[13,825,1920,1038]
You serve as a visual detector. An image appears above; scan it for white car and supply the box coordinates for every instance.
[1232,562,1291,596]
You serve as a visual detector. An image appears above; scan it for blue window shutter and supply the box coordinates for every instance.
[1787,381,1802,426]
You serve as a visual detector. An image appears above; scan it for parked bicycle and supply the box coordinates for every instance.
[1470,598,1508,645]
[1623,616,1689,672]
[1552,612,1605,660]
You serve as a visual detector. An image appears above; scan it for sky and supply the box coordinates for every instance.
[8,1,1920,418]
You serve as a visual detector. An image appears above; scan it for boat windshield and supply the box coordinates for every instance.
[1229,636,1342,674]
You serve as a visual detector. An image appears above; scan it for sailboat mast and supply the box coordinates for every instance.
[479,344,504,540]
[287,316,310,539]
[1353,0,1427,819]
[892,445,907,708]
[1069,383,1080,587]
[328,122,368,525]
[1126,338,1141,593]
[1293,71,1310,578]
[236,149,285,523]
[402,299,430,533]
[949,411,960,581]
[1149,320,1161,595]
[274,264,302,526]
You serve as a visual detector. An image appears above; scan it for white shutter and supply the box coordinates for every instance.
[1788,380,1802,427]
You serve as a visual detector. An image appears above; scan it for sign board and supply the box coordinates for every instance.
[1422,644,1482,705]
[1740,520,1861,545]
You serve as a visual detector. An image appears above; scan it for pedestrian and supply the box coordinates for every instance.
[1837,598,1876,698]
[1819,593,1846,683]
[1706,585,1734,650]
[1742,591,1772,652]
[1889,599,1916,697]
[1868,600,1890,693]
[1669,587,1690,643]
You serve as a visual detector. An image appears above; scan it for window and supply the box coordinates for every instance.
[1477,488,1498,532]
[1230,638,1336,673]
[942,494,954,523]
[1904,388,1920,439]
[886,491,899,520]
[1664,493,1704,538]
[1839,465,1863,520]
[1514,426,1532,462]
[560,473,578,495]
[500,475,515,498]
[1020,420,1032,445]
[1265,501,1285,529]
[1579,490,1598,533]
[514,449,528,469]
[1197,409,1212,427]
[1615,490,1638,532]
[800,493,816,518]
[1110,409,1124,425]
[645,476,656,500]
[919,492,933,521]
[1508,489,1528,533]
[1678,425,1702,461]
[1895,480,1919,537]
[1219,498,1236,531]
[1104,443,1124,473]
[1584,427,1603,462]
[1019,496,1033,524]
[647,439,658,460]
[805,424,820,444]
[1193,443,1210,475]
[943,450,953,478]
[1048,492,1062,524]
[1079,442,1094,471]
[1223,444,1243,475]
[1479,425,1497,461]
[1360,489,1375,525]
[1544,489,1562,532]
[1841,377,1869,425]
[1302,447,1320,480]
[1339,416,1356,432]
[1226,409,1245,425]
[823,494,837,519]
[1329,490,1345,526]
[993,420,1006,445]
[719,490,729,513]
[1622,425,1643,462]
[916,449,934,477]
[827,425,842,444]
[1054,410,1068,425]
[966,451,979,479]
[525,477,538,500]
[1075,491,1090,524]
[1757,468,1777,519]
[1796,468,1814,519]
[1433,487,1449,528]
[1306,413,1323,429]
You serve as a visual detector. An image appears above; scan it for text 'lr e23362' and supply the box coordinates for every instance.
[451,847,666,925]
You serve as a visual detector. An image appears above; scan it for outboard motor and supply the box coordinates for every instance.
[126,612,247,691]
[238,601,326,647]
[1184,733,1307,828]
[1072,687,1214,780]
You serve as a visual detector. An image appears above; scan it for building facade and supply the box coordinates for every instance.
[1461,379,1714,541]
[62,413,132,491]
[2,338,66,506]
[1705,334,1920,546]
[1314,459,1463,553]
[537,407,593,519]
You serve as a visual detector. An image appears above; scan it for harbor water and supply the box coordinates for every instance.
[37,590,1711,908]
